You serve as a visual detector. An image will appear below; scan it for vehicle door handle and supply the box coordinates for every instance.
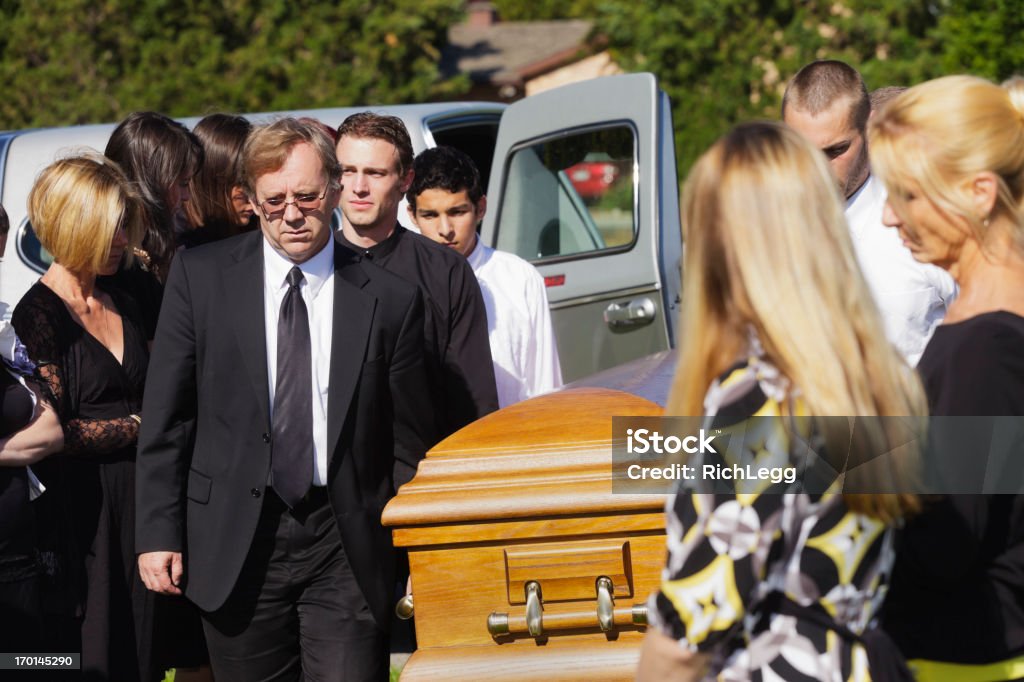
[604,298,656,330]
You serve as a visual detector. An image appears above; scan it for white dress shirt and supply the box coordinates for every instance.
[466,240,562,407]
[846,174,957,366]
[262,237,334,486]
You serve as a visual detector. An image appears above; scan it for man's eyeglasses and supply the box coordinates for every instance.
[257,188,329,220]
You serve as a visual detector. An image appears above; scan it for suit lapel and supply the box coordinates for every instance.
[327,240,375,459]
[224,234,271,425]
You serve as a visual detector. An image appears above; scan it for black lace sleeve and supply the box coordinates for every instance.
[12,285,67,417]
[61,416,138,454]
[12,284,140,455]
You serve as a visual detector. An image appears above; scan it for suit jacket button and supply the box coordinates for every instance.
[251,488,262,498]
[262,433,271,443]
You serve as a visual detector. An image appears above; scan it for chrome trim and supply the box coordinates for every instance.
[548,283,661,311]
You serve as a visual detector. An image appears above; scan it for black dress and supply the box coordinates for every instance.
[12,282,160,681]
[0,367,43,652]
[883,311,1024,677]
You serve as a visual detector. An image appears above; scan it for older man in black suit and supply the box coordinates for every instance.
[135,117,434,681]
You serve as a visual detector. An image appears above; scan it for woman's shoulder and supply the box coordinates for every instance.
[931,310,1024,343]
[11,282,71,361]
[13,281,59,310]
[11,282,64,329]
[922,311,1024,370]
[919,311,1024,415]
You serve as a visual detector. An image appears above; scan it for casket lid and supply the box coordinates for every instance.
[382,387,665,529]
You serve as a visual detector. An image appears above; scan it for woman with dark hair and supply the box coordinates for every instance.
[105,112,213,681]
[182,113,256,246]
[0,202,64,654]
[104,111,203,281]
[103,112,202,341]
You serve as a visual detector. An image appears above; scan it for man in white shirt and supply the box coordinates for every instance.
[407,146,562,407]
[783,59,956,364]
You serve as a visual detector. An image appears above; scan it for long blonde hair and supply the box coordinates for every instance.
[868,75,1024,256]
[667,121,927,522]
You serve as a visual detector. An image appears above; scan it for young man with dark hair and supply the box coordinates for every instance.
[408,146,561,407]
[783,60,956,365]
[335,113,498,437]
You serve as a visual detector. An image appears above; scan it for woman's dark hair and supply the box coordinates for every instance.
[104,111,202,278]
[184,113,252,240]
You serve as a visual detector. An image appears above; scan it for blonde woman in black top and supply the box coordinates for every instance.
[869,75,1024,680]
[12,155,161,680]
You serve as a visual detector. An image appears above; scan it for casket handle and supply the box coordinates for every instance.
[395,594,414,620]
[596,577,614,632]
[525,581,544,637]
[632,603,648,626]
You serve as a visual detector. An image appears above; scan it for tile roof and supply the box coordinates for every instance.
[442,19,595,85]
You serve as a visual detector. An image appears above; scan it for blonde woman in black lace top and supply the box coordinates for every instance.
[12,154,165,681]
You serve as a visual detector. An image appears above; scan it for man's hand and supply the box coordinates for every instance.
[138,551,184,595]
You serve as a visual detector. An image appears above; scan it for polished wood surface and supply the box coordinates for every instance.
[400,640,645,682]
[383,387,667,680]
[504,540,631,603]
[383,388,667,528]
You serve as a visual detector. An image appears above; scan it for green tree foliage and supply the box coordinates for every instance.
[932,0,1024,81]
[596,0,946,174]
[491,0,604,21]
[487,0,990,175]
[0,0,469,129]
[2,0,1020,179]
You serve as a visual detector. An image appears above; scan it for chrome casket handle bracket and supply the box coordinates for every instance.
[596,576,614,632]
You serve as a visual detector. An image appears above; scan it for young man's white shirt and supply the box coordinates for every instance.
[845,174,957,366]
[466,241,562,407]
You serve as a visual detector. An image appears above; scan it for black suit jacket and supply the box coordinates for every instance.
[135,231,435,628]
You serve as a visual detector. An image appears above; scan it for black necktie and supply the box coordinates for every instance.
[271,266,313,508]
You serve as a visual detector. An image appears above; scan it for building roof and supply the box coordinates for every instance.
[443,19,595,87]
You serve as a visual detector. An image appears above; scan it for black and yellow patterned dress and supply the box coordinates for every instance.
[649,357,897,681]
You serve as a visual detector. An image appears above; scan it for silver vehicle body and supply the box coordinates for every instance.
[0,74,680,381]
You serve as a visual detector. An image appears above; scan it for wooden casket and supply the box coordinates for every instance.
[382,353,674,681]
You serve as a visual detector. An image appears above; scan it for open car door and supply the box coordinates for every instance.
[480,73,681,382]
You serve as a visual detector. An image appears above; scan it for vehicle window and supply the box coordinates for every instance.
[16,220,51,275]
[495,125,635,262]
[430,120,501,191]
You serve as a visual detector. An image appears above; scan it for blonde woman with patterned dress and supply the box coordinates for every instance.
[638,121,926,682]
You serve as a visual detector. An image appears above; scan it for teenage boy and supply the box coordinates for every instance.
[407,146,562,407]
